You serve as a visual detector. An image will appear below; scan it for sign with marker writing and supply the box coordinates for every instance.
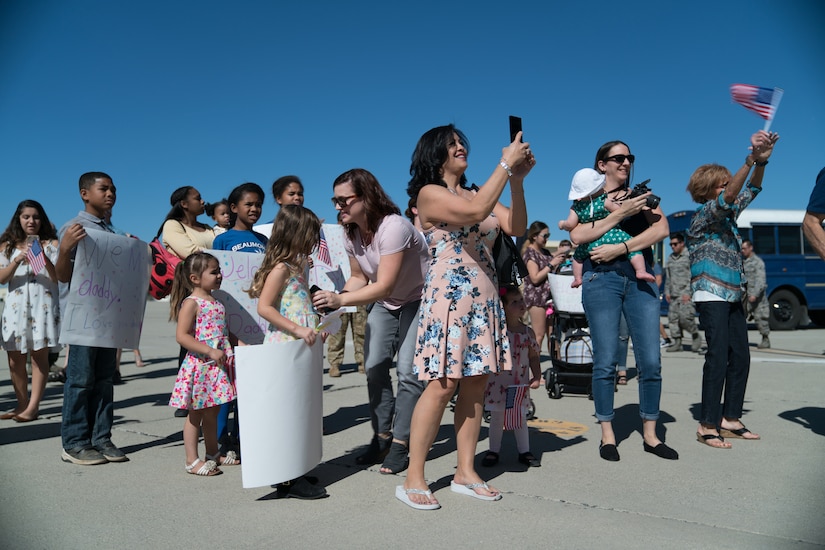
[60,230,150,348]
[208,249,268,344]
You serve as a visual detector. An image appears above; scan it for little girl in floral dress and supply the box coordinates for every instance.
[483,285,543,468]
[246,204,327,499]
[169,252,238,476]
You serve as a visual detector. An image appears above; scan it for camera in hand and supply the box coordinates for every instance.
[627,179,660,209]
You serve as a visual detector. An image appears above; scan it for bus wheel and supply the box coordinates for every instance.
[769,289,802,331]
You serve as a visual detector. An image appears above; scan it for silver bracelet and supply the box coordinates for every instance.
[499,159,512,177]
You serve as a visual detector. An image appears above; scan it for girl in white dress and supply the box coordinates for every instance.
[0,200,60,422]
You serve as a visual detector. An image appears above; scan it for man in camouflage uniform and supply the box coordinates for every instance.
[326,305,367,377]
[665,233,702,352]
[742,240,770,349]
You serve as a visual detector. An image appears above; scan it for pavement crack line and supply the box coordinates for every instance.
[526,494,821,546]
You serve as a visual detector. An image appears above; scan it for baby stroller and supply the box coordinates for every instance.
[543,274,610,399]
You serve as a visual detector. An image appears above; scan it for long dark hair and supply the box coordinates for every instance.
[156,186,195,237]
[407,124,470,204]
[0,200,58,258]
[333,168,400,242]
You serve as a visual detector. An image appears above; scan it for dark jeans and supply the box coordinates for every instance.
[696,301,750,426]
[61,345,118,450]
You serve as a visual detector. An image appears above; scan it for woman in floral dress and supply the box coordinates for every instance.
[396,124,535,510]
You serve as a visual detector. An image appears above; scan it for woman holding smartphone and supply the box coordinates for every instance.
[0,200,60,422]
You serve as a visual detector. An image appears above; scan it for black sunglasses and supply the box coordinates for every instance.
[604,154,635,165]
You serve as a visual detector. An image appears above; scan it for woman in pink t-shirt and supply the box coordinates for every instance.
[312,168,429,475]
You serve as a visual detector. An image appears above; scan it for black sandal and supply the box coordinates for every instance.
[379,442,409,475]
[481,451,499,467]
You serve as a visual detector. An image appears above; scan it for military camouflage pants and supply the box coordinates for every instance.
[745,296,770,337]
[326,305,367,369]
[668,298,698,338]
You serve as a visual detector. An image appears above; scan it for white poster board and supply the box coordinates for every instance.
[59,230,150,348]
[234,339,323,488]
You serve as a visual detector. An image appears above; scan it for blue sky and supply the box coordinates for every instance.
[1,0,823,250]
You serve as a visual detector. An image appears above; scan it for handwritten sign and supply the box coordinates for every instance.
[207,249,267,345]
[60,230,150,348]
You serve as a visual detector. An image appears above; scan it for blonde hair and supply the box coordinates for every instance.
[687,164,731,203]
[247,205,321,298]
[168,252,218,321]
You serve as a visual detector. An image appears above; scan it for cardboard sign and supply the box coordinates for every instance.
[60,230,149,348]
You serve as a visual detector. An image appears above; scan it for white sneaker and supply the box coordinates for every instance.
[660,338,671,348]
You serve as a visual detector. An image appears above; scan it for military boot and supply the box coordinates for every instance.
[758,335,771,349]
[329,365,341,377]
[666,338,682,352]
[691,332,702,352]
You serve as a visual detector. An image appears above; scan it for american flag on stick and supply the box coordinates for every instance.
[26,238,46,275]
[503,384,528,431]
[316,228,332,268]
[730,84,784,131]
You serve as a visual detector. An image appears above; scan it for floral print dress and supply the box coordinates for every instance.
[485,327,538,411]
[169,296,236,410]
[0,244,60,353]
[262,264,319,343]
[414,214,512,380]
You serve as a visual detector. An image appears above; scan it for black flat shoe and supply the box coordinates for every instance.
[643,442,679,460]
[518,452,541,467]
[599,443,620,462]
[276,477,328,500]
[481,451,499,467]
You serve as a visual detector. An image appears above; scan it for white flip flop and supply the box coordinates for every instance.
[395,485,441,510]
[450,480,502,501]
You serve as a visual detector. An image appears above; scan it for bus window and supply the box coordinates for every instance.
[777,226,802,255]
[752,226,775,255]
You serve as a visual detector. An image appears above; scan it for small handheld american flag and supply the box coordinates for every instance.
[26,238,46,275]
[316,228,332,268]
[730,84,783,131]
[503,384,528,431]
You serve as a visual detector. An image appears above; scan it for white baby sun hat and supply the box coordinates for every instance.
[569,168,606,200]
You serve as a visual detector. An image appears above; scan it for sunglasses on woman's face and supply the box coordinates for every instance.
[605,154,635,165]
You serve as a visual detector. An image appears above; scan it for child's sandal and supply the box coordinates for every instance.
[185,458,222,476]
[206,451,240,466]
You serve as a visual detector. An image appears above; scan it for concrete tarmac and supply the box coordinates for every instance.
[1,300,824,549]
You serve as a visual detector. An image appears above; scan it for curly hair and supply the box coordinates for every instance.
[407,124,470,204]
[0,200,58,258]
[247,205,321,299]
[332,168,400,242]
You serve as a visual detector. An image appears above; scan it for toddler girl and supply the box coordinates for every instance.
[206,199,231,235]
[483,286,542,468]
[246,204,327,499]
[169,252,238,476]
[559,168,655,287]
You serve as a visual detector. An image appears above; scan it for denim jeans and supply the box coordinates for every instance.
[614,313,629,370]
[696,301,750,425]
[363,301,424,442]
[61,345,118,450]
[582,270,662,422]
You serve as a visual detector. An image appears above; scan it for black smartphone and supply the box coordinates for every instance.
[309,285,333,313]
[509,115,522,143]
